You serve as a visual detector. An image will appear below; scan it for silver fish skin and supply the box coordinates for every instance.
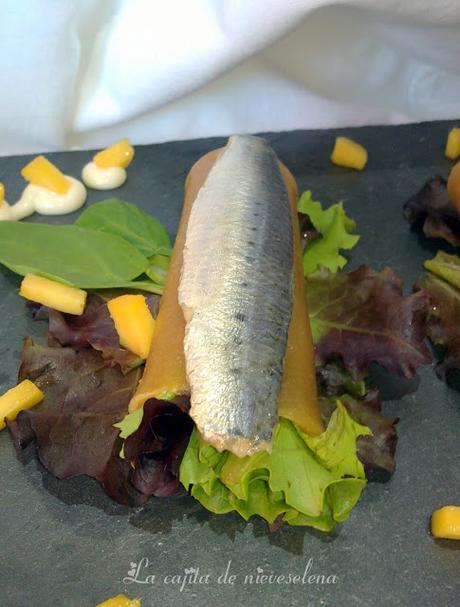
[178,134,293,457]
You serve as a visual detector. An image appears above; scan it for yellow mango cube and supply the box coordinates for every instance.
[20,274,87,315]
[445,128,460,160]
[21,155,70,195]
[431,506,460,540]
[331,137,368,170]
[447,160,460,213]
[0,182,4,205]
[96,595,141,607]
[0,380,44,430]
[108,294,155,359]
[93,139,135,169]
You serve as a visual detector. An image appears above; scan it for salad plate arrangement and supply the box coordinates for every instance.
[0,122,459,607]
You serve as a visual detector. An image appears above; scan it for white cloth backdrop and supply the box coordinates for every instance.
[1,0,460,156]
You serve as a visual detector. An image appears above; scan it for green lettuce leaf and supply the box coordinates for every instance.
[298,191,360,276]
[180,403,370,530]
[316,361,398,483]
[113,407,144,459]
[114,390,179,440]
[113,407,144,439]
[424,251,460,289]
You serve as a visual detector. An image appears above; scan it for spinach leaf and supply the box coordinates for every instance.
[76,199,172,257]
[0,221,149,289]
[118,280,164,294]
[145,254,170,285]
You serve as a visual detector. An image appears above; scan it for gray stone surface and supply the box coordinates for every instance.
[0,121,459,607]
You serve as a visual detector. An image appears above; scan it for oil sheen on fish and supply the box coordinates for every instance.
[178,135,293,457]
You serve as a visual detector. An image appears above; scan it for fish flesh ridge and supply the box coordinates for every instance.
[178,135,293,457]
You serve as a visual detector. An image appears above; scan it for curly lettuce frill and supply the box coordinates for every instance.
[180,402,370,531]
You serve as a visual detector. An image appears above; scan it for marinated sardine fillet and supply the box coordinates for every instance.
[178,135,293,456]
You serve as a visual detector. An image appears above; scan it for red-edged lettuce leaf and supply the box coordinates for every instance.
[403,176,460,246]
[316,360,367,399]
[40,292,160,373]
[308,266,431,379]
[416,268,460,380]
[344,395,397,483]
[7,338,148,505]
[123,397,193,498]
[8,338,192,504]
[316,362,398,482]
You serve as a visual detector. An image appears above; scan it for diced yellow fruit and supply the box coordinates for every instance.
[0,182,4,205]
[108,294,155,359]
[20,274,87,315]
[331,136,368,170]
[0,380,44,431]
[447,161,460,213]
[21,155,70,195]
[445,128,460,160]
[96,595,141,607]
[93,139,135,169]
[431,506,460,540]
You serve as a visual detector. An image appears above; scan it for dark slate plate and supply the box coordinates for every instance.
[1,121,459,607]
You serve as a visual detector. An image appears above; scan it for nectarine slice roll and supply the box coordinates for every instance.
[129,142,323,437]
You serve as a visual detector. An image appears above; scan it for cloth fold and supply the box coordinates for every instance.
[1,0,459,156]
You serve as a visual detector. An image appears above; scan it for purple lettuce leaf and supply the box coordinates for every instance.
[316,360,367,399]
[403,176,460,246]
[123,397,193,498]
[7,338,148,506]
[298,212,321,252]
[40,292,160,373]
[308,266,432,379]
[415,271,460,381]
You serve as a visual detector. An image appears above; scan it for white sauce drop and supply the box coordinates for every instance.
[0,176,87,221]
[81,161,127,190]
[0,200,13,220]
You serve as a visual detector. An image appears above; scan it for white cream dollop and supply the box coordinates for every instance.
[0,200,14,220]
[0,176,87,221]
[81,161,127,190]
